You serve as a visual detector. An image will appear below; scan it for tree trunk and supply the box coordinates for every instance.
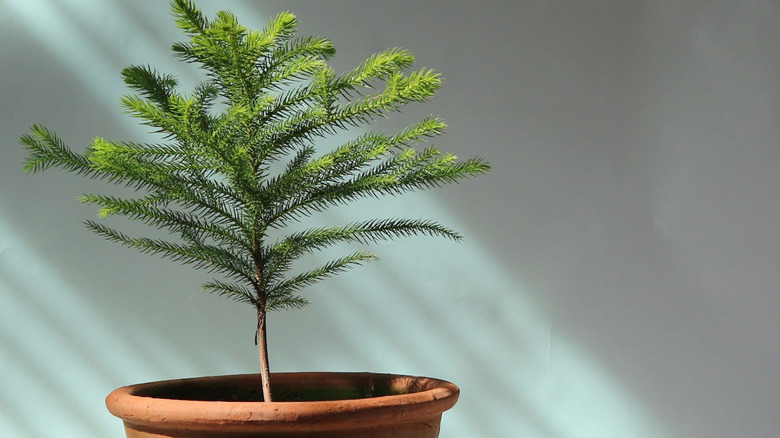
[257,310,273,402]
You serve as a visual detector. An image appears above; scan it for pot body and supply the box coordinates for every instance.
[106,372,459,438]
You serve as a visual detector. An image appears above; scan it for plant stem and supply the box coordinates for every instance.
[256,309,273,402]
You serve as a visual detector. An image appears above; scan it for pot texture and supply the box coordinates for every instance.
[106,372,459,438]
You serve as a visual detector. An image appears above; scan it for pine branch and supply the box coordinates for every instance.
[21,125,95,176]
[260,11,298,49]
[251,66,441,174]
[85,220,256,284]
[256,35,334,91]
[264,144,489,229]
[120,94,180,136]
[171,0,209,35]
[273,218,461,260]
[121,65,178,111]
[265,292,309,311]
[78,193,250,251]
[265,250,378,300]
[202,280,257,304]
[262,218,460,288]
[87,139,252,236]
[340,47,415,86]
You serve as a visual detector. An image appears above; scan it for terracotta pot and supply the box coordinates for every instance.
[106,372,459,437]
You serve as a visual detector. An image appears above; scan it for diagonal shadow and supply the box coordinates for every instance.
[0,325,109,436]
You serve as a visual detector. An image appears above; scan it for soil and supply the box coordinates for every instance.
[134,377,403,402]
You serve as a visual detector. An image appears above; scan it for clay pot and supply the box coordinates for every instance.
[105,372,459,437]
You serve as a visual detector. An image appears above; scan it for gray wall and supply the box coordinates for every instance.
[2,1,780,437]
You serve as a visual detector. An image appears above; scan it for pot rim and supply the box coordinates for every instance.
[106,371,459,432]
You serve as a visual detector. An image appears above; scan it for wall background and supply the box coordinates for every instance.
[2,1,780,437]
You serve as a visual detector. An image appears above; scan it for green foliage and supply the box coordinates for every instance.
[20,0,490,314]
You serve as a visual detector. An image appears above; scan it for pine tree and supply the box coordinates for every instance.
[20,0,489,402]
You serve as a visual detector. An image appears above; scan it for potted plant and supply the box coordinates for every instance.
[20,1,490,437]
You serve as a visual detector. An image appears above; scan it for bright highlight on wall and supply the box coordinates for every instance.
[1,1,667,437]
[0,216,129,436]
